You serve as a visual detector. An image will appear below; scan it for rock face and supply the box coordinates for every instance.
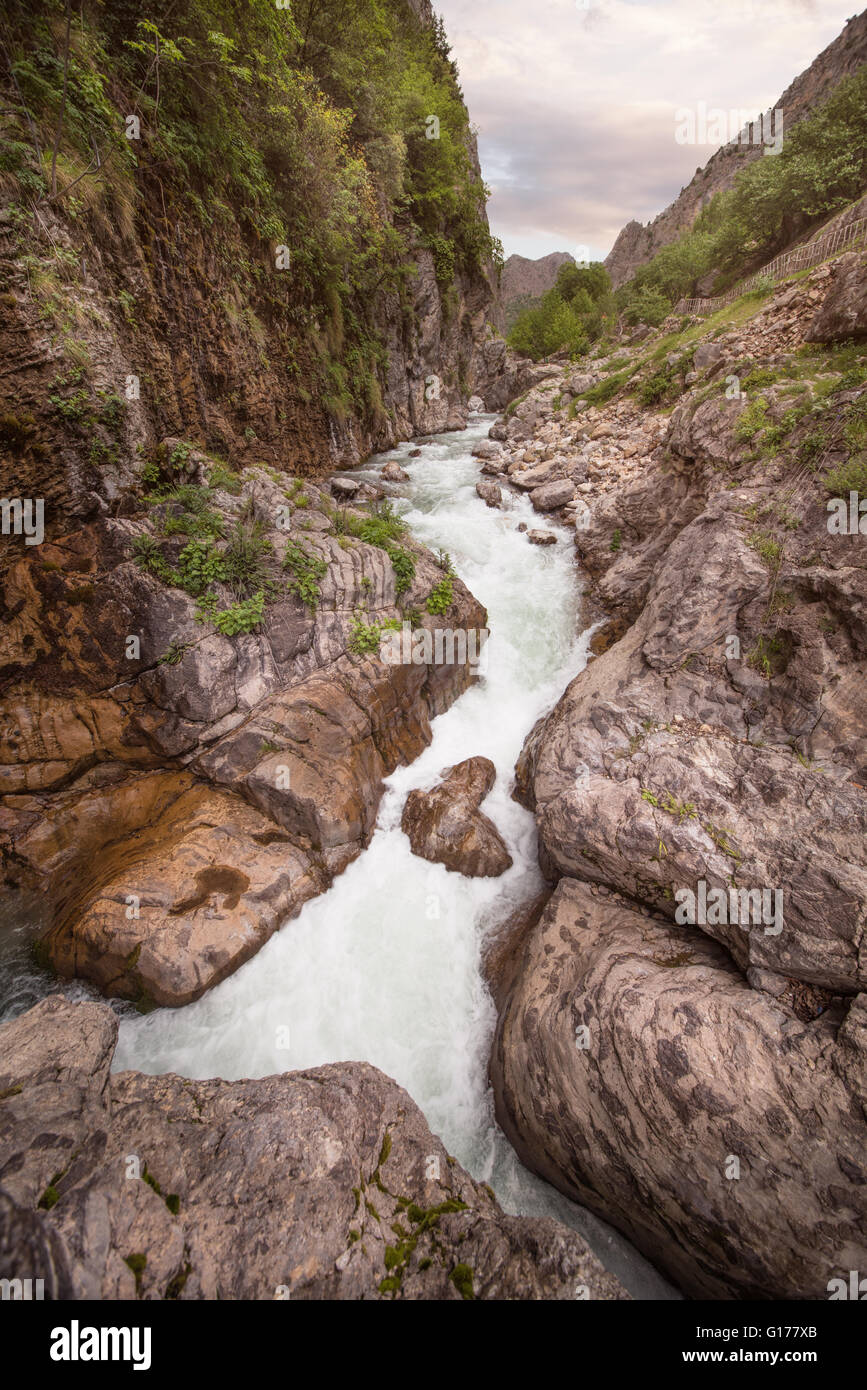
[472,336,562,412]
[492,879,867,1299]
[495,251,576,332]
[805,251,867,342]
[0,12,504,554]
[0,997,627,1302]
[1,473,487,1007]
[604,13,867,288]
[401,757,512,878]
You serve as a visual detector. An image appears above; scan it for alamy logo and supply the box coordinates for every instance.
[380,623,489,672]
[0,1277,44,1299]
[827,1271,867,1299]
[1,498,44,546]
[675,103,784,155]
[827,492,866,535]
[50,1320,152,1371]
[675,880,783,936]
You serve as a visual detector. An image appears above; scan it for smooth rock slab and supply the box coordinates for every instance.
[401,756,512,877]
[0,997,628,1302]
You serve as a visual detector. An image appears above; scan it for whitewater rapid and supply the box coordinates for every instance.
[109,413,673,1297]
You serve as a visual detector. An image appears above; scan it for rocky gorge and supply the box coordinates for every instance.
[1,0,867,1313]
[483,252,867,1298]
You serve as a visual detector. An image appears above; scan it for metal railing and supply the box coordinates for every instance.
[672,215,867,317]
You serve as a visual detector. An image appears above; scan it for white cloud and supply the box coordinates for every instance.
[435,0,857,258]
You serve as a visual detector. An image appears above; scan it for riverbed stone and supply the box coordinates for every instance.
[401,757,512,877]
[530,480,575,512]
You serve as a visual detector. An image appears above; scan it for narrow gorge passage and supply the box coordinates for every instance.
[110,413,671,1298]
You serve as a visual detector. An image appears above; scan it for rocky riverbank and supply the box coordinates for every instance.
[0,454,487,1007]
[489,252,867,1297]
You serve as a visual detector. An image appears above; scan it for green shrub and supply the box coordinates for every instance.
[283,540,328,609]
[198,590,266,635]
[348,612,400,655]
[637,363,679,406]
[388,545,415,596]
[176,539,227,597]
[825,455,867,497]
[734,397,769,444]
[426,575,453,615]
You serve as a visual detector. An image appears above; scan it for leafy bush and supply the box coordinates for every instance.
[199,591,266,635]
[426,575,453,615]
[176,539,227,597]
[637,363,679,406]
[388,545,416,596]
[283,539,328,609]
[348,612,400,655]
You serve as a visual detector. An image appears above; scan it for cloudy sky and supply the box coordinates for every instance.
[434,0,860,261]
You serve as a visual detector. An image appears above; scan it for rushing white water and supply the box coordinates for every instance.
[112,414,676,1298]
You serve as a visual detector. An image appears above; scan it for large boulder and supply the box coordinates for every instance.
[0,997,627,1302]
[530,480,575,512]
[381,460,410,482]
[805,251,867,343]
[492,878,867,1299]
[518,483,867,995]
[1,476,489,1008]
[401,757,512,878]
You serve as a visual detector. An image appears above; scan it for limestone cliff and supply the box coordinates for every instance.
[0,0,502,558]
[605,11,867,288]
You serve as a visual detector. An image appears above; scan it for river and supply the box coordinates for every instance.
[11,412,676,1297]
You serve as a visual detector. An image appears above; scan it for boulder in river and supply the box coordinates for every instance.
[0,996,628,1302]
[530,480,576,512]
[527,530,557,546]
[381,460,410,482]
[476,480,502,509]
[401,757,512,878]
[330,476,361,498]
